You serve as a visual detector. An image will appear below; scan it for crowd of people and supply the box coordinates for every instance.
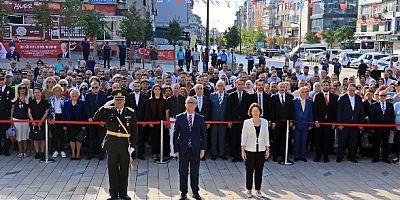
[0,53,399,167]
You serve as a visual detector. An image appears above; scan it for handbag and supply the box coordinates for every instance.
[6,126,16,140]
[30,126,44,140]
[75,130,86,143]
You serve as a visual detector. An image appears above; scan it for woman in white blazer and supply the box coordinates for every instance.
[241,103,270,198]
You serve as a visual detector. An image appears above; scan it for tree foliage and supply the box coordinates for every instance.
[321,28,335,48]
[166,19,182,45]
[275,36,285,46]
[241,27,265,48]
[120,4,154,44]
[32,1,52,40]
[80,10,104,39]
[334,26,354,43]
[60,0,82,36]
[216,35,227,47]
[0,8,9,36]
[224,26,240,48]
[305,32,320,44]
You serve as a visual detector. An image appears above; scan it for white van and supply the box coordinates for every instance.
[290,44,328,60]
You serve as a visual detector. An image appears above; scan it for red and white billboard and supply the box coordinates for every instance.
[0,41,65,58]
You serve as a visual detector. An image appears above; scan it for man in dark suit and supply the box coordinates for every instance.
[226,78,251,162]
[174,97,207,200]
[209,80,229,160]
[85,81,108,160]
[370,90,395,163]
[251,79,272,121]
[313,80,338,162]
[0,72,14,156]
[271,82,294,163]
[293,87,313,162]
[336,84,364,163]
[192,84,211,160]
[126,80,149,160]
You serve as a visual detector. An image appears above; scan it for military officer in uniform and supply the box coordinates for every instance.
[0,72,15,156]
[93,90,138,200]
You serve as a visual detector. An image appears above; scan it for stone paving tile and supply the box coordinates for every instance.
[1,153,400,200]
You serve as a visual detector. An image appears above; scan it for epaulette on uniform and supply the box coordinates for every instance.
[126,107,135,112]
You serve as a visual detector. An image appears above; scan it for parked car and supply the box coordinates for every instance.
[305,49,326,61]
[377,55,400,71]
[350,52,388,68]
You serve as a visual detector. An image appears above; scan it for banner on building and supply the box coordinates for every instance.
[0,41,65,58]
[359,0,382,5]
[137,48,175,61]
[91,0,117,4]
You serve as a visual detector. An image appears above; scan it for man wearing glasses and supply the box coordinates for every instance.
[370,91,395,163]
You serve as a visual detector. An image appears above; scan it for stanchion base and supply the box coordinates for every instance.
[156,161,168,164]
[40,158,55,164]
[279,160,294,165]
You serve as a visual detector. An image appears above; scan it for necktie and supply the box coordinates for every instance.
[381,102,385,113]
[238,92,242,104]
[258,93,262,105]
[324,93,329,106]
[301,99,305,112]
[218,94,223,106]
[281,94,285,105]
[198,97,202,111]
[188,114,192,147]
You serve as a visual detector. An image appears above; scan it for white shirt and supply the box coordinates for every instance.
[218,92,224,102]
[257,92,264,116]
[1,85,5,92]
[196,96,203,111]
[54,97,62,114]
[278,92,285,104]
[241,118,270,152]
[348,95,355,110]
[134,92,140,106]
[187,112,195,125]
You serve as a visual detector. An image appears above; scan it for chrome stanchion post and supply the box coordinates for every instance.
[280,120,293,165]
[43,119,54,163]
[157,120,167,164]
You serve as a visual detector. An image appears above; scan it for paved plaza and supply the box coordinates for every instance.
[0,153,399,200]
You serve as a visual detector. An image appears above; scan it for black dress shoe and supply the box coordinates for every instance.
[120,195,131,200]
[349,159,358,163]
[382,159,392,164]
[4,152,10,156]
[300,158,307,162]
[86,156,92,160]
[232,158,237,162]
[211,155,217,160]
[201,156,206,161]
[372,158,379,163]
[193,193,202,200]
[237,158,243,162]
[336,159,342,163]
[323,157,330,163]
[220,155,227,160]
[179,193,188,200]
[272,157,278,162]
[35,153,40,159]
[294,158,299,162]
[313,157,320,162]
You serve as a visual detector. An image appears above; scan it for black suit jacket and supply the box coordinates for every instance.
[370,101,395,132]
[226,90,251,121]
[84,91,108,118]
[194,95,212,120]
[313,92,338,122]
[0,85,15,119]
[251,92,272,121]
[337,94,364,124]
[271,93,294,123]
[126,92,149,121]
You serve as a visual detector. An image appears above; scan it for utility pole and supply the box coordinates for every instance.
[239,6,242,54]
[205,0,210,69]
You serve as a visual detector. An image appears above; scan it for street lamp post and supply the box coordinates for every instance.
[239,7,242,54]
[205,0,210,69]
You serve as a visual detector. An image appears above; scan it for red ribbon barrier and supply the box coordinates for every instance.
[1,119,400,128]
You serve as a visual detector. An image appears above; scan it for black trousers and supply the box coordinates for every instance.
[0,124,10,154]
[394,130,400,158]
[83,50,89,62]
[315,125,331,158]
[104,56,110,68]
[150,125,169,155]
[105,136,130,197]
[87,125,106,157]
[137,125,145,156]
[51,114,65,152]
[245,151,265,190]
[119,56,126,67]
[272,122,288,160]
[373,129,390,159]
[230,123,243,160]
[178,59,184,68]
[179,147,200,194]
[337,127,358,160]
[185,59,191,71]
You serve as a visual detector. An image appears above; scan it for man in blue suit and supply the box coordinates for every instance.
[293,87,313,162]
[174,96,207,200]
[337,84,364,163]
[209,80,228,160]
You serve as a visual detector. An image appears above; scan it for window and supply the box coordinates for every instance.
[361,25,367,32]
[8,15,23,24]
[385,21,392,31]
[397,17,400,31]
[373,24,379,32]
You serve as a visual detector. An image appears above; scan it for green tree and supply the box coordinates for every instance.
[80,10,104,56]
[321,28,335,48]
[216,35,226,47]
[166,19,182,67]
[32,1,52,41]
[305,32,320,44]
[0,8,9,37]
[60,0,82,56]
[241,27,265,48]
[120,4,154,45]
[225,26,240,48]
[334,26,354,43]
